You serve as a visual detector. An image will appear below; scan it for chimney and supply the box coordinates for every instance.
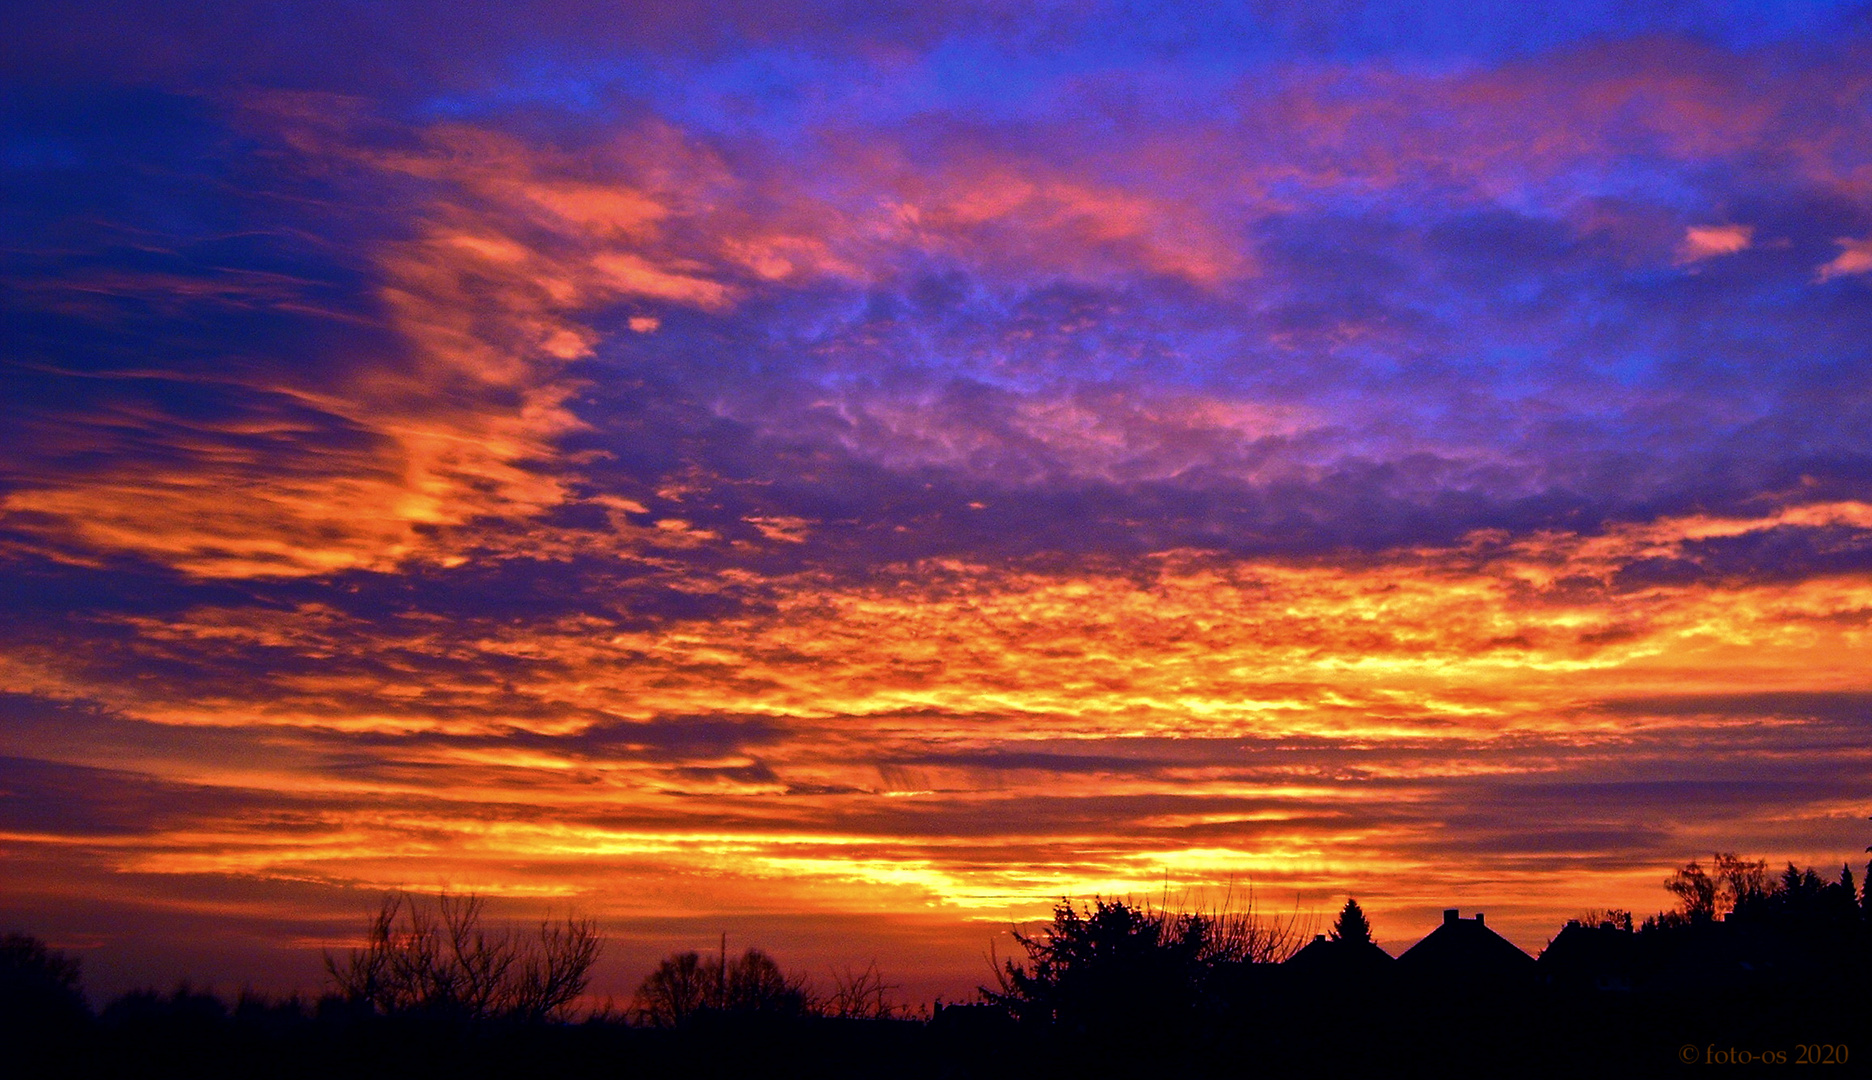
[1443,908,1459,925]
[1314,934,1326,944]
[1474,913,1485,925]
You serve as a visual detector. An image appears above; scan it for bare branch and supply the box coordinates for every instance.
[325,891,602,1022]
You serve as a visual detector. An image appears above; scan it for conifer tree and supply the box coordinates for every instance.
[1330,898,1373,945]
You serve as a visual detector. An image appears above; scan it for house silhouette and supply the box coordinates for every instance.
[1537,919,1639,992]
[1284,932,1394,980]
[1396,910,1536,986]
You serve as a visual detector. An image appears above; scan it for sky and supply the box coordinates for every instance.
[4,0,1872,1006]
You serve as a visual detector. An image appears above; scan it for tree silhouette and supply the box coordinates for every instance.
[0,932,88,1039]
[1780,862,1825,900]
[725,948,811,1015]
[324,892,599,1022]
[1665,853,1767,923]
[824,960,901,1020]
[1714,853,1770,914]
[518,915,605,1021]
[633,951,715,1026]
[632,946,811,1025]
[986,895,1302,1040]
[989,899,1207,1034]
[1330,899,1373,945]
[1665,859,1718,922]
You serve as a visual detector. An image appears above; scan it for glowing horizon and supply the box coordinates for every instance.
[4,0,1871,1007]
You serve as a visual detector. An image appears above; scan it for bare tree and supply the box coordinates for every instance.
[724,948,810,1016]
[631,951,714,1027]
[325,892,600,1022]
[1713,852,1770,915]
[1664,853,1771,923]
[632,946,811,1025]
[824,959,901,1020]
[1116,882,1310,969]
[1195,888,1308,966]
[1572,908,1634,932]
[1665,859,1718,922]
[514,914,603,1022]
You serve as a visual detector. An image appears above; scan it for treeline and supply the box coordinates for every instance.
[5,856,1871,1078]
[964,857,1871,1077]
[1,894,931,1080]
[317,891,904,1025]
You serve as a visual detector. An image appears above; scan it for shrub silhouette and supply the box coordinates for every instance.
[324,892,600,1022]
[0,932,88,1041]
[986,895,1302,1039]
[633,946,812,1025]
[100,982,229,1029]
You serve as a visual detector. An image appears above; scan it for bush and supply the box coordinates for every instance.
[0,932,89,1039]
[985,895,1303,1037]
[633,946,812,1026]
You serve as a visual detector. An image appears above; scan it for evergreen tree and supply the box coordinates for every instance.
[1330,898,1374,945]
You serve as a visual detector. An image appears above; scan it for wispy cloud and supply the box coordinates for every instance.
[1817,235,1872,280]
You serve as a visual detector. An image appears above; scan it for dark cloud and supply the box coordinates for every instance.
[1599,690,1872,725]
[0,755,313,837]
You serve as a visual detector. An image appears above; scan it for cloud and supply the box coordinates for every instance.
[19,40,1872,580]
[6,10,1872,998]
[1675,223,1753,264]
[1817,235,1872,280]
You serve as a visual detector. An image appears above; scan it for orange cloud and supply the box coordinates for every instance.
[8,505,1865,962]
[0,111,740,578]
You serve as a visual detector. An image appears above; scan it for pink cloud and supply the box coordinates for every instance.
[1674,223,1753,264]
[1816,235,1872,281]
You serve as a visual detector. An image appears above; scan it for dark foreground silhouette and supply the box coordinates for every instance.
[5,856,1869,1078]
